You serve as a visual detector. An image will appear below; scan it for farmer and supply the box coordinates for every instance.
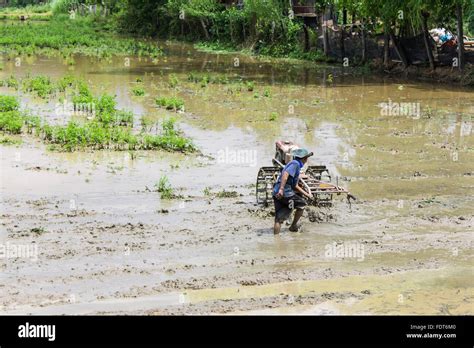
[273,148,314,234]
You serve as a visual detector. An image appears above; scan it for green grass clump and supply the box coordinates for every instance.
[42,120,135,151]
[155,175,174,199]
[0,16,162,59]
[0,135,22,145]
[0,95,19,112]
[168,74,179,88]
[131,86,145,96]
[31,227,46,235]
[269,112,278,121]
[0,94,195,153]
[216,190,239,198]
[72,80,95,106]
[115,110,134,126]
[155,96,184,111]
[3,75,19,89]
[200,76,210,88]
[0,3,52,19]
[187,73,230,86]
[22,75,55,98]
[0,111,23,134]
[56,75,78,92]
[245,81,255,91]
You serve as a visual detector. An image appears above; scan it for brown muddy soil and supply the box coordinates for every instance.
[0,41,473,315]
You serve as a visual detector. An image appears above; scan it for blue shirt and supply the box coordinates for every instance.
[273,159,303,198]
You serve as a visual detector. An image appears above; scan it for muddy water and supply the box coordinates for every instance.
[0,41,473,314]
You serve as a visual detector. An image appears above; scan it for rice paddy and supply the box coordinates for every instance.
[0,16,162,59]
[0,89,195,152]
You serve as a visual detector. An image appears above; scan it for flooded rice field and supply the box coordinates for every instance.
[0,42,473,315]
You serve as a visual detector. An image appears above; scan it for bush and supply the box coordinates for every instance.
[52,0,79,15]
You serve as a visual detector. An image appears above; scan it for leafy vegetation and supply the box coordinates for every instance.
[0,111,24,134]
[0,95,20,112]
[22,75,56,98]
[131,86,145,96]
[216,190,239,198]
[155,96,185,111]
[0,3,52,20]
[2,0,471,69]
[0,94,196,153]
[155,175,174,199]
[113,0,473,67]
[0,135,22,145]
[0,15,162,59]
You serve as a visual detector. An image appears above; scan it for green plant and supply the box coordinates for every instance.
[0,16,163,59]
[269,112,278,121]
[22,75,55,98]
[56,75,77,92]
[246,81,255,91]
[155,175,174,199]
[168,74,179,88]
[0,91,195,153]
[216,190,238,198]
[4,75,19,89]
[0,135,22,145]
[131,86,145,96]
[115,110,134,126]
[200,75,210,88]
[155,96,184,111]
[0,95,19,112]
[0,111,24,134]
[31,227,46,235]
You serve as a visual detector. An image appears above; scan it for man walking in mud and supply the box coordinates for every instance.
[273,148,314,234]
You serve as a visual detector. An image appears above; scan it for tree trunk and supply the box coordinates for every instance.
[456,3,465,71]
[383,23,390,68]
[230,19,234,43]
[341,8,346,60]
[421,12,435,70]
[340,26,345,61]
[389,28,408,68]
[200,18,210,40]
[361,19,366,63]
[303,24,310,52]
[321,13,329,56]
[321,11,329,57]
